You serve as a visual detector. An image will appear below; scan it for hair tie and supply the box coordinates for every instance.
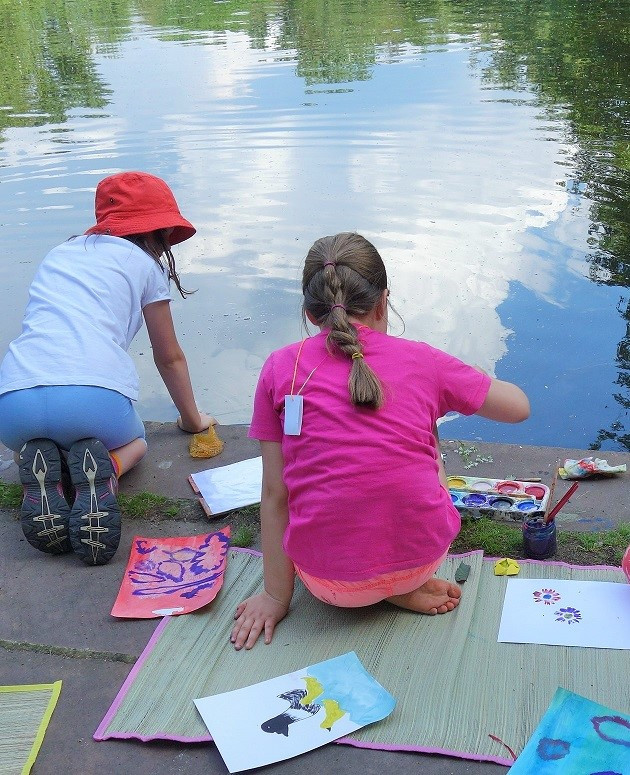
[351,352,364,360]
[331,304,346,312]
[323,262,335,268]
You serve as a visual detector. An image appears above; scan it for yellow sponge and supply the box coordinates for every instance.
[494,558,520,576]
[189,425,224,458]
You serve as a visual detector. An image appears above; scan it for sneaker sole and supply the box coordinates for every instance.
[68,438,121,566]
[19,439,71,554]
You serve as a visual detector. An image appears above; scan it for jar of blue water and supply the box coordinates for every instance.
[522,519,557,560]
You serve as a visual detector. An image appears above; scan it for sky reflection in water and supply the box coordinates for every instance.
[0,2,627,451]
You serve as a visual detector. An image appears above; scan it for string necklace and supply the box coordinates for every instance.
[284,338,327,435]
[290,338,327,396]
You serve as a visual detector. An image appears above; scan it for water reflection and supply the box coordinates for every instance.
[0,0,628,449]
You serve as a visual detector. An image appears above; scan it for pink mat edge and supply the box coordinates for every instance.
[335,737,514,766]
[94,614,172,741]
[93,546,624,754]
[94,547,261,741]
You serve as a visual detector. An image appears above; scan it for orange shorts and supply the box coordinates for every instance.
[294,550,449,608]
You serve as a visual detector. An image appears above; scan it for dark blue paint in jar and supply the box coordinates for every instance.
[523,519,557,559]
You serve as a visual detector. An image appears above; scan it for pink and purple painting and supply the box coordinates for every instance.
[498,578,630,649]
[111,529,230,618]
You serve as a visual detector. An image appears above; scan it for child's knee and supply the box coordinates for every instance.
[135,437,148,457]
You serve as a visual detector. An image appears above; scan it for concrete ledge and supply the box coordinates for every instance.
[2,423,629,528]
[1,425,628,775]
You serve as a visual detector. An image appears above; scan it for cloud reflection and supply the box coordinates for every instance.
[0,25,577,428]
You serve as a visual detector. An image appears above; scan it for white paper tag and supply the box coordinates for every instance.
[284,395,303,435]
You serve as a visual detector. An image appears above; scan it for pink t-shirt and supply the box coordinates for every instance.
[249,327,491,581]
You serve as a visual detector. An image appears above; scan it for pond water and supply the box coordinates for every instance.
[0,0,628,451]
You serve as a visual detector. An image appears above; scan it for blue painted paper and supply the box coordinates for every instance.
[508,688,630,774]
[307,652,397,726]
[194,651,395,771]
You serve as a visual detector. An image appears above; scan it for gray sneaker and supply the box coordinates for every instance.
[19,439,72,554]
[68,438,121,566]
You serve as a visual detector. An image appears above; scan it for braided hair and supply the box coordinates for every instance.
[302,233,387,409]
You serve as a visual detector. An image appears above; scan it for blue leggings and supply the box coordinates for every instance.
[0,386,146,452]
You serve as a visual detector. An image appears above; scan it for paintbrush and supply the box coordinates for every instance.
[545,481,579,524]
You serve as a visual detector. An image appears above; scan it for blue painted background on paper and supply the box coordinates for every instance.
[508,687,630,774]
[307,651,396,726]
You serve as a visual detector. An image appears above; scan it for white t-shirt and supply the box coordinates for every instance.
[0,235,171,400]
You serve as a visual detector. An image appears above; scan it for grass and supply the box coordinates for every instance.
[452,517,523,557]
[231,524,257,548]
[573,522,630,551]
[0,481,22,509]
[559,521,630,566]
[1,481,627,567]
[230,504,261,520]
[0,482,188,521]
[220,504,260,548]
[117,491,181,519]
[451,517,630,566]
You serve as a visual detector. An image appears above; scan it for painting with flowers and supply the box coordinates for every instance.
[498,578,630,650]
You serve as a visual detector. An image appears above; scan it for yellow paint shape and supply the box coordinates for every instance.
[320,698,346,730]
[301,676,324,704]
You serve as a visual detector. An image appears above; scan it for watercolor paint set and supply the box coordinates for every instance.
[447,476,551,521]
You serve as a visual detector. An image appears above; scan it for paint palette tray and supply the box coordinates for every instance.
[447,476,550,522]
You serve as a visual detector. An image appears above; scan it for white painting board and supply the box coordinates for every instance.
[194,652,396,773]
[498,578,630,649]
[189,457,262,515]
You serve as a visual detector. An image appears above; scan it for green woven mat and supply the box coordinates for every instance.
[97,550,628,763]
[0,681,61,775]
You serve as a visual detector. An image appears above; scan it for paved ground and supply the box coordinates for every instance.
[1,424,628,774]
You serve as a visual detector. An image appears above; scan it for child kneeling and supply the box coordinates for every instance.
[232,233,529,649]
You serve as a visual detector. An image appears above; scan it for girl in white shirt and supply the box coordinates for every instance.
[0,171,213,565]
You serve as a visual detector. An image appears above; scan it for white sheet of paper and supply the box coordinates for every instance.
[189,456,262,515]
[194,652,395,773]
[498,578,630,649]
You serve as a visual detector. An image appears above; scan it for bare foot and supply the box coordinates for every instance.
[387,577,461,615]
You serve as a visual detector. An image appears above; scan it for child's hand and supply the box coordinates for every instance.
[231,592,289,650]
[176,412,216,433]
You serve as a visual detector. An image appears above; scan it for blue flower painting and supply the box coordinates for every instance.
[533,588,561,605]
[554,607,582,624]
[508,688,630,774]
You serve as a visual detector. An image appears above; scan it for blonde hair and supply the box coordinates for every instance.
[302,233,387,409]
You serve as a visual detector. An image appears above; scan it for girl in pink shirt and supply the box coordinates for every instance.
[232,233,530,650]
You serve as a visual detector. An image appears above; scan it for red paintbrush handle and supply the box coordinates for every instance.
[545,481,579,523]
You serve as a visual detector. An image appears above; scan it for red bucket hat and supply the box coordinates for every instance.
[85,171,196,245]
